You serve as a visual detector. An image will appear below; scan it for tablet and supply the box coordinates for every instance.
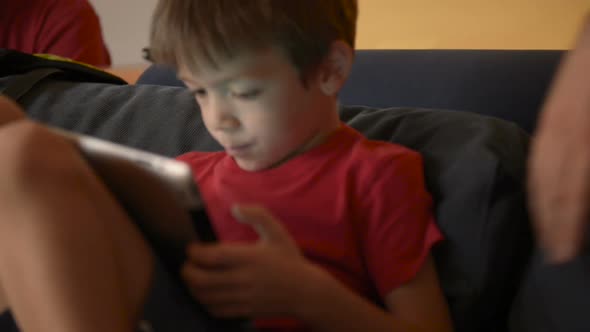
[49,127,216,272]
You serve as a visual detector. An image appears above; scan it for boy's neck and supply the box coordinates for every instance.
[265,103,341,170]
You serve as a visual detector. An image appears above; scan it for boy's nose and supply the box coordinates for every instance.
[208,101,240,132]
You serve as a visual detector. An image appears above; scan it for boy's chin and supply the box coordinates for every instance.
[234,157,268,172]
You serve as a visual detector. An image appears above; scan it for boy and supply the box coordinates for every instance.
[0,1,452,331]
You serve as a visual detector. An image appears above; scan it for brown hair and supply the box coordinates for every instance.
[149,0,357,82]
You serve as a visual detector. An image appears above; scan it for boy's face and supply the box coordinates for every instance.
[178,47,337,171]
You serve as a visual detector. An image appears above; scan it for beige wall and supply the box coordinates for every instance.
[357,0,589,50]
[92,0,589,66]
[89,0,157,66]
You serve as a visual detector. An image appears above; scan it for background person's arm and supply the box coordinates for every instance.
[36,0,111,67]
[528,16,590,263]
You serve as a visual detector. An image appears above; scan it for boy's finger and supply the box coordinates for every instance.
[231,205,296,249]
[186,242,257,267]
[181,263,246,290]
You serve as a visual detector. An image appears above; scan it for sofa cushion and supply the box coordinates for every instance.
[510,249,590,332]
[339,50,562,134]
[3,76,532,332]
[340,106,531,332]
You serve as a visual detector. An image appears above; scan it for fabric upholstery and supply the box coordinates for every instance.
[0,76,533,332]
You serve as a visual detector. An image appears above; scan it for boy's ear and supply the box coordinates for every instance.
[318,40,354,96]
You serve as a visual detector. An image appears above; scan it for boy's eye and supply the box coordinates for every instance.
[231,89,261,100]
[190,88,207,98]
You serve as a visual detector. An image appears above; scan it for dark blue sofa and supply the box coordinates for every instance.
[137,49,579,332]
[138,49,564,133]
[0,48,571,332]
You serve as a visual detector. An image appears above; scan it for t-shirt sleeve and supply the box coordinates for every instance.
[175,151,224,182]
[359,150,443,298]
[37,0,111,67]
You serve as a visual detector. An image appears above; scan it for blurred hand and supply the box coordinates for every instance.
[528,17,590,263]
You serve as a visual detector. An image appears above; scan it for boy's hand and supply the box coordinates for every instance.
[181,205,325,318]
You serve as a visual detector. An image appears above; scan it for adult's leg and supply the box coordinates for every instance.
[0,96,25,124]
[0,287,7,315]
[0,96,25,316]
[0,120,154,332]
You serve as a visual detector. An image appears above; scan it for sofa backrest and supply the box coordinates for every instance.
[342,50,563,133]
[138,49,564,133]
[0,49,539,331]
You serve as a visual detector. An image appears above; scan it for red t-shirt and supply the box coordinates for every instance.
[177,124,443,331]
[0,0,111,67]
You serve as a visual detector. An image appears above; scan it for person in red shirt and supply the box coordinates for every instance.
[177,124,444,331]
[0,0,111,67]
[0,1,452,331]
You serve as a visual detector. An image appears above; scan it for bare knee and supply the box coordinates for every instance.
[0,120,87,192]
[0,122,154,319]
[0,121,98,312]
[0,121,102,230]
[0,96,26,126]
[0,124,154,277]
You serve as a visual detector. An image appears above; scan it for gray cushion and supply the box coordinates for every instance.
[510,250,590,332]
[340,106,531,332]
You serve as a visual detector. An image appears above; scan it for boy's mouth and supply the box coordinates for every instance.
[226,143,253,156]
